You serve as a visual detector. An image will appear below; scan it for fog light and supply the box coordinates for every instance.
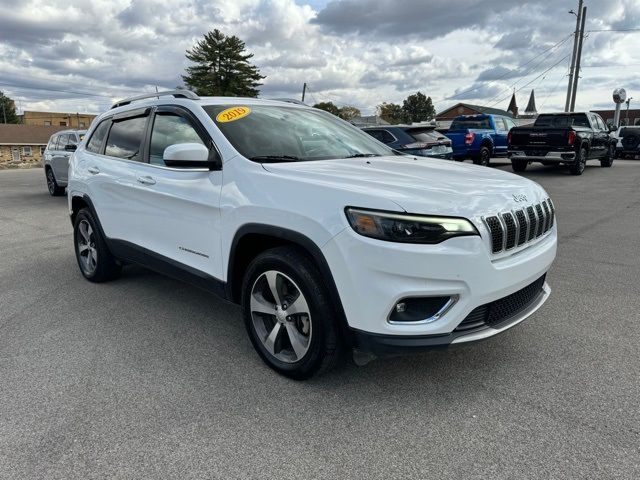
[388,296,453,323]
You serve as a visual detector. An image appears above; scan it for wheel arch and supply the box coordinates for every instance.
[227,224,349,333]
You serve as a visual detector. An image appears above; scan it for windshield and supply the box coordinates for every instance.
[534,114,589,128]
[450,118,491,130]
[204,104,394,162]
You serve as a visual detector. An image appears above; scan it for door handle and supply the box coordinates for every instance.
[136,175,156,185]
[87,166,100,175]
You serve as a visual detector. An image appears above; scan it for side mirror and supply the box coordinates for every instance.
[163,143,218,169]
[65,144,77,151]
[609,125,618,133]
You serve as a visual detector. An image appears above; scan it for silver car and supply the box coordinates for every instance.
[43,129,86,196]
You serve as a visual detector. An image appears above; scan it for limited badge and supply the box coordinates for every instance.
[216,106,251,123]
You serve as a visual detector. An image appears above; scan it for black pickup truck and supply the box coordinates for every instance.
[508,112,616,175]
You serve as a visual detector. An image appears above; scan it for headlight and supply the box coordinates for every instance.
[345,207,479,244]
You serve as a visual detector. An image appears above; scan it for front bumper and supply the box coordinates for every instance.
[350,282,550,354]
[509,150,576,163]
[322,226,556,341]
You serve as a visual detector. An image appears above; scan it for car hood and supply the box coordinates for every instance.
[262,156,548,218]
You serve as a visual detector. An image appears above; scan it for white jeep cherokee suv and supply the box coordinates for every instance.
[68,90,557,379]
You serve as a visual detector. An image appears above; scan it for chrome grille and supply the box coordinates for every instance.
[484,199,555,254]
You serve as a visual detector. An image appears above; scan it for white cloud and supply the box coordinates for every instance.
[0,0,639,116]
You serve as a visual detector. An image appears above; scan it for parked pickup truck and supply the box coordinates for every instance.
[508,112,616,175]
[446,114,517,166]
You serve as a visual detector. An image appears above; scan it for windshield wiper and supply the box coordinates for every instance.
[344,153,381,158]
[249,155,301,163]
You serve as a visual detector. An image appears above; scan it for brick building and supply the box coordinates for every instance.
[0,124,68,166]
[18,111,97,128]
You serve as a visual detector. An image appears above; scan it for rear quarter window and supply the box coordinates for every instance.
[86,120,111,154]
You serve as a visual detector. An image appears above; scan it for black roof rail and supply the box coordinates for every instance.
[271,98,307,106]
[111,89,199,109]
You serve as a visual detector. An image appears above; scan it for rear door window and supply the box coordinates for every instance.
[105,116,148,161]
[47,135,59,151]
[57,134,70,151]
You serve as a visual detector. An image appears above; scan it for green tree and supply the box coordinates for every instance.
[401,92,436,123]
[182,29,265,97]
[313,101,341,116]
[377,102,404,124]
[338,105,361,121]
[0,91,19,124]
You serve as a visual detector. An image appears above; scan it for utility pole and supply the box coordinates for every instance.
[1,101,6,124]
[301,83,307,103]
[569,4,587,112]
[565,0,583,112]
[626,97,633,125]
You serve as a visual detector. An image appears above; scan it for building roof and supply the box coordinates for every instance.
[0,124,69,145]
[507,93,518,116]
[436,102,514,119]
[524,90,537,114]
[350,115,390,126]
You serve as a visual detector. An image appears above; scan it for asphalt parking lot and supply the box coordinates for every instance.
[1,161,639,479]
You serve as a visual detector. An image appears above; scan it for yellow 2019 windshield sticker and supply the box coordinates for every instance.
[216,106,251,123]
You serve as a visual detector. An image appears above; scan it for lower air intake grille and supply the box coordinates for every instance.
[454,275,546,332]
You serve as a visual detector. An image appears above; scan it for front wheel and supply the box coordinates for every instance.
[473,146,491,166]
[511,159,528,172]
[569,146,587,175]
[241,247,341,379]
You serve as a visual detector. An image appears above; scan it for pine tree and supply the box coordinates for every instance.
[0,91,19,124]
[182,30,265,97]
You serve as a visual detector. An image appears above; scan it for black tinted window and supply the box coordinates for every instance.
[86,120,111,154]
[105,116,147,161]
[534,114,589,128]
[407,129,441,143]
[149,113,205,165]
[450,118,491,129]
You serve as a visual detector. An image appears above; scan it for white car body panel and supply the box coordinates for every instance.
[68,95,557,347]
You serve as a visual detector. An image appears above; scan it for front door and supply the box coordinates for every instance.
[119,106,224,279]
[11,147,20,163]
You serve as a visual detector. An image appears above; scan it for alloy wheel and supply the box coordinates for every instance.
[77,219,98,275]
[47,170,55,195]
[250,270,312,363]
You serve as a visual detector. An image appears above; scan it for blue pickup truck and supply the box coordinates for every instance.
[446,114,518,166]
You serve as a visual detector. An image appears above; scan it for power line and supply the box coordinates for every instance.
[437,32,573,103]
[486,51,573,109]
[539,67,570,111]
[586,28,640,32]
[483,41,573,107]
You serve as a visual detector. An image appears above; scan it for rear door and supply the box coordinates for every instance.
[117,105,224,278]
[492,117,509,156]
[591,114,609,158]
[51,134,71,183]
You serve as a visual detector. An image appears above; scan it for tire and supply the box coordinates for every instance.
[241,246,342,380]
[511,159,528,172]
[46,168,65,196]
[600,144,615,167]
[569,146,587,175]
[473,146,491,166]
[73,208,121,282]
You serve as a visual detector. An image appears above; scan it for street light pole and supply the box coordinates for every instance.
[626,97,633,125]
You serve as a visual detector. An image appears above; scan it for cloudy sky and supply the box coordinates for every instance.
[1,0,639,116]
